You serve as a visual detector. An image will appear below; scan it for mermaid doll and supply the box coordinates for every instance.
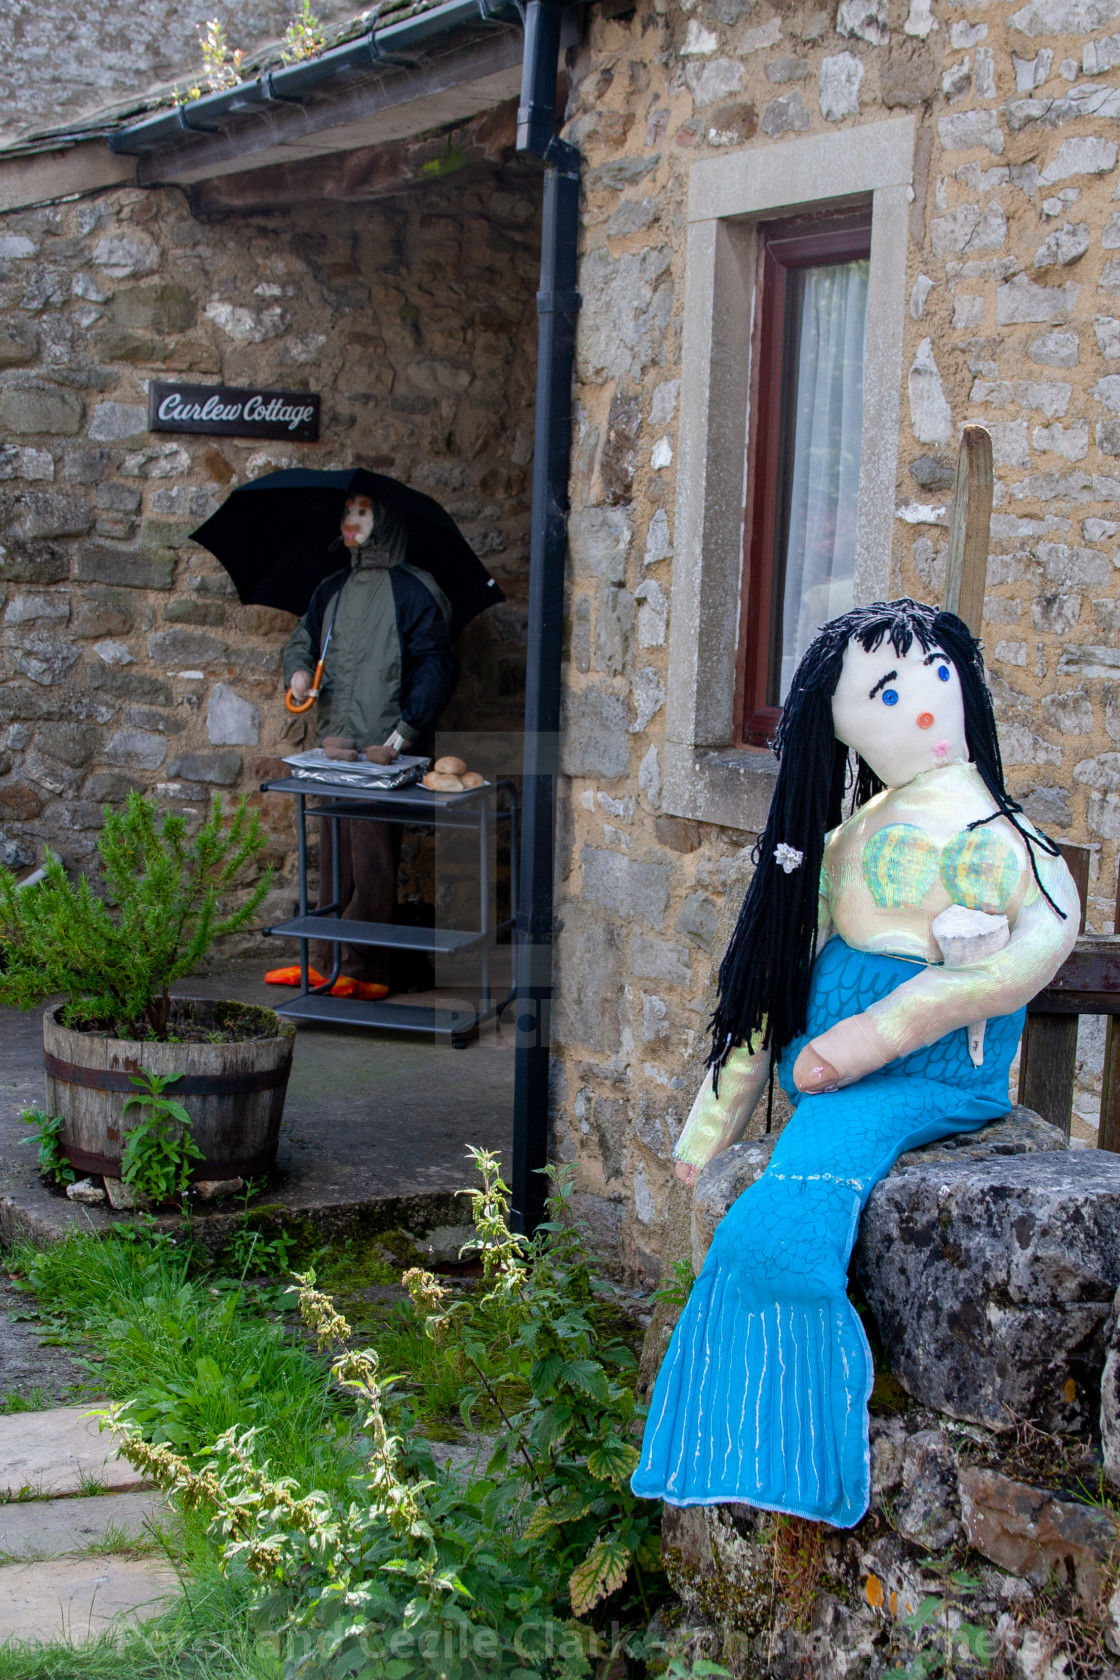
[632,598,1078,1528]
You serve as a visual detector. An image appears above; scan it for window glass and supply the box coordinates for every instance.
[776,258,869,700]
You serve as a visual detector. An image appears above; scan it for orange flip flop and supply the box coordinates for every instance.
[264,965,329,987]
[330,978,390,1001]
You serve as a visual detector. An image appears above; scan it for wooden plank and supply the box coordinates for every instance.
[942,423,994,636]
[1018,1013,1078,1137]
[1099,865,1120,1153]
[1032,935,1120,1011]
[1057,840,1091,933]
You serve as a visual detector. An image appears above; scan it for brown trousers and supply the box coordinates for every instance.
[314,811,401,986]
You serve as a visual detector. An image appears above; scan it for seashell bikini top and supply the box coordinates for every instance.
[821,759,1031,964]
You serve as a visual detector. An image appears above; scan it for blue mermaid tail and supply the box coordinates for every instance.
[632,938,1024,1527]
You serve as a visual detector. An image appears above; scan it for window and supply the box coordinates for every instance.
[739,206,872,748]
[662,117,912,831]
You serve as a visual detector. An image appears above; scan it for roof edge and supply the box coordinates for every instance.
[107,0,523,159]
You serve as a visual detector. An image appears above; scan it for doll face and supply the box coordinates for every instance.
[830,634,969,788]
[341,495,375,549]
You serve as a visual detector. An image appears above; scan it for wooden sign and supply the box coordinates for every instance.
[149,381,320,442]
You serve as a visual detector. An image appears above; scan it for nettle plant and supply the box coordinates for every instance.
[0,791,272,1040]
[115,1154,668,1680]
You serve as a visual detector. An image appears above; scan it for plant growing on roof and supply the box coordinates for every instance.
[0,791,272,1041]
[281,0,326,65]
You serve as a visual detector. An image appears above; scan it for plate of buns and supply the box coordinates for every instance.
[421,756,487,793]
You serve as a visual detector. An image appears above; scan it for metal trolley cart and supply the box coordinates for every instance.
[260,775,518,1048]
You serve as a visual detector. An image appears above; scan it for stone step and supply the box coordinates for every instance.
[0,1557,178,1644]
[0,1405,148,1500]
[0,1490,167,1560]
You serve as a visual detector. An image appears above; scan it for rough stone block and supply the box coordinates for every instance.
[959,1466,1118,1601]
[69,593,133,639]
[0,783,42,819]
[0,384,84,435]
[893,1429,963,1551]
[676,892,720,951]
[580,845,671,929]
[560,687,631,779]
[163,597,225,626]
[568,506,631,583]
[148,628,230,669]
[553,903,623,1054]
[0,491,92,542]
[856,1147,1120,1434]
[88,402,148,443]
[235,604,297,636]
[63,448,109,484]
[73,543,174,591]
[632,930,692,986]
[165,750,243,786]
[108,284,197,334]
[86,668,172,705]
[1101,1291,1120,1485]
[103,729,167,772]
[36,725,98,768]
[0,688,63,724]
[206,684,259,747]
[0,320,38,368]
[0,544,68,587]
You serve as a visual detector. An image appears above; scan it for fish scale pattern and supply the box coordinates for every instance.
[633,937,1023,1527]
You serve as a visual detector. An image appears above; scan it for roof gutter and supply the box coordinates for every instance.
[510,0,581,1235]
[108,0,522,156]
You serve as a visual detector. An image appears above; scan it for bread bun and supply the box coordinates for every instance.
[460,771,485,789]
[424,771,465,792]
[434,755,467,776]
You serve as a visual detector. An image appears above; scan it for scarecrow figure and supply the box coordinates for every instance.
[632,599,1078,1527]
[270,492,455,999]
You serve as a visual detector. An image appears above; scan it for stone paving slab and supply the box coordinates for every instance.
[0,1557,178,1643]
[0,1491,167,1559]
[0,1406,148,1499]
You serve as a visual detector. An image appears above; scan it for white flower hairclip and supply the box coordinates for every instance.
[774,843,804,874]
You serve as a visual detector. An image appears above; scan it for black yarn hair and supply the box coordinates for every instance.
[707,597,1066,1086]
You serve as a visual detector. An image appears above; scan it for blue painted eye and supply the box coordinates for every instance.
[881,688,899,706]
[937,665,951,682]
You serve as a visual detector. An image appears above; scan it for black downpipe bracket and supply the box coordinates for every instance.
[511,0,581,1234]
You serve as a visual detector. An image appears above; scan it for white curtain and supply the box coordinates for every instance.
[779,258,870,700]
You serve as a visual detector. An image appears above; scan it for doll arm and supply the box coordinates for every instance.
[673,1037,772,1172]
[806,847,1080,1086]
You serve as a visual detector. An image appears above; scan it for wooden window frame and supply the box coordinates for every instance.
[736,203,873,749]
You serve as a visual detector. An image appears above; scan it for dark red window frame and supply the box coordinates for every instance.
[736,202,873,750]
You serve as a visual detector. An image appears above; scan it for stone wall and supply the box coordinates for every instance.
[551,0,1120,1279]
[0,169,540,923]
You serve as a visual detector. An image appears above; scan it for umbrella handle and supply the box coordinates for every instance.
[285,659,324,715]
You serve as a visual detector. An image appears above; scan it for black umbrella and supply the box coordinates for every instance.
[189,467,504,638]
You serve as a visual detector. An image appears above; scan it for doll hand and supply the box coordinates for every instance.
[674,1159,701,1187]
[792,1044,841,1094]
[365,743,397,766]
[290,669,313,702]
[323,736,359,761]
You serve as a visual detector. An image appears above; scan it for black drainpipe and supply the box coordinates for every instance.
[510,0,581,1234]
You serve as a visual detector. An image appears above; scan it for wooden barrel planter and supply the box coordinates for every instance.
[43,999,296,1183]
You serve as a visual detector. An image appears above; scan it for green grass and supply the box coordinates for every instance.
[0,1386,48,1413]
[7,1228,355,1497]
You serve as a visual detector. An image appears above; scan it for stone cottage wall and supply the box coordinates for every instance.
[552,0,1120,1279]
[0,171,540,922]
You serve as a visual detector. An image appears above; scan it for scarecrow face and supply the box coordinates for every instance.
[830,634,968,788]
[341,495,375,550]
